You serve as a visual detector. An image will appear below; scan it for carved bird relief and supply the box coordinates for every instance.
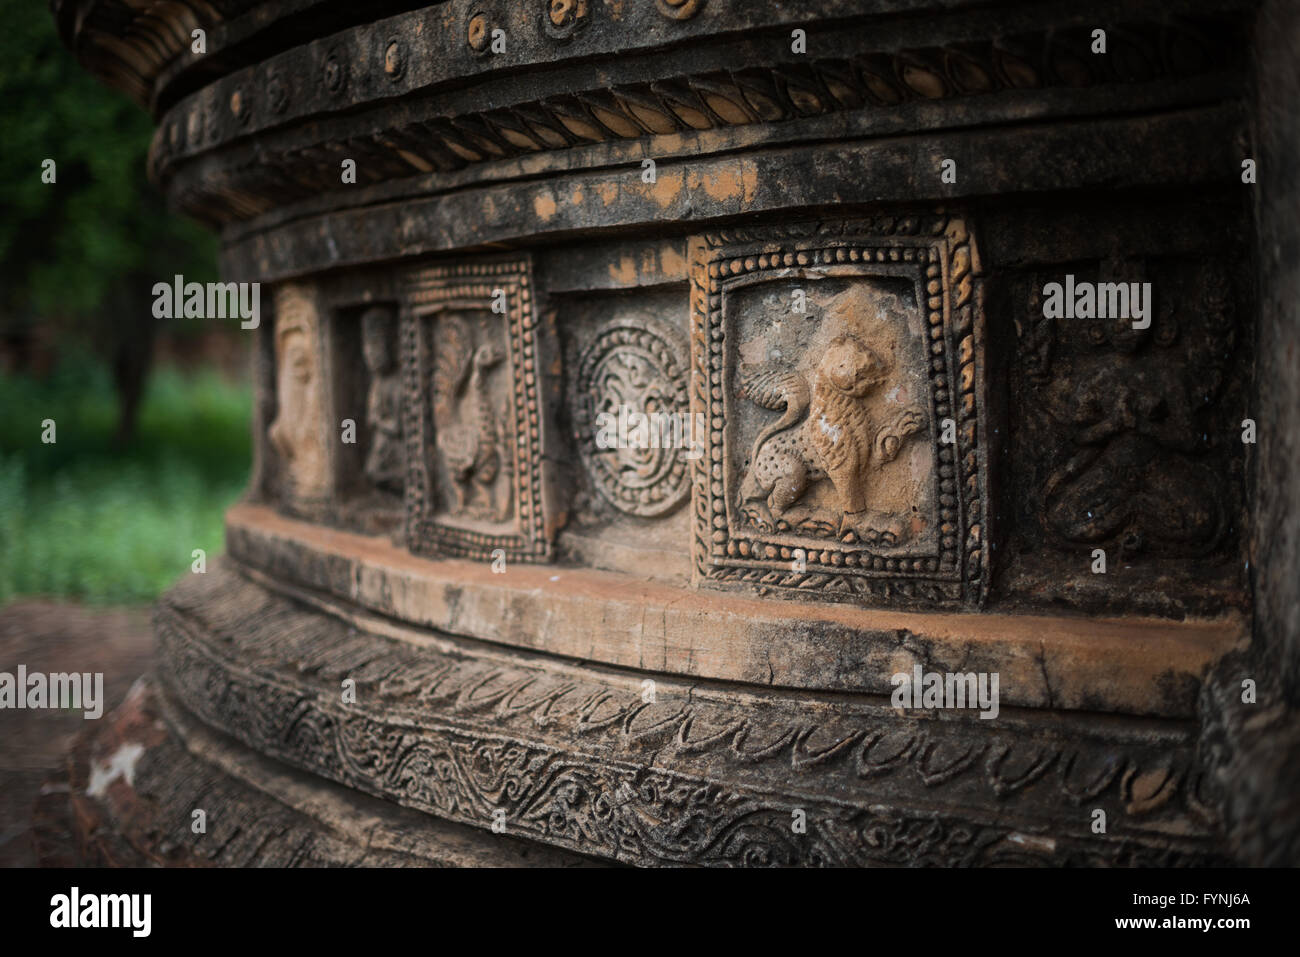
[432,315,512,521]
[738,334,924,537]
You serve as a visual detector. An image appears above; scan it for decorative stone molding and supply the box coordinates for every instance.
[139,7,1246,226]
[153,564,1224,867]
[223,502,1243,717]
[48,676,593,867]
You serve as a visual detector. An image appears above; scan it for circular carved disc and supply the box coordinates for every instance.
[575,317,692,517]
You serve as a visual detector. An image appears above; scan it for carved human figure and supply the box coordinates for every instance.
[268,285,328,502]
[360,306,403,493]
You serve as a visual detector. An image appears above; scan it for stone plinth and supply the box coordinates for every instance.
[51,0,1300,865]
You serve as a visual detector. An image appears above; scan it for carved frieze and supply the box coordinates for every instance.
[154,565,1222,867]
[402,257,553,561]
[690,214,989,606]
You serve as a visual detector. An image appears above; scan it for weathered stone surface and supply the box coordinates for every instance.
[50,678,599,867]
[223,503,1243,717]
[51,0,1298,865]
[150,563,1223,866]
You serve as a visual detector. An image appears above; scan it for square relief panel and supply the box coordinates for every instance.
[1000,254,1249,616]
[690,214,989,606]
[402,257,552,561]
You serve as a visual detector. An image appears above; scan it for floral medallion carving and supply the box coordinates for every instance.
[689,215,989,606]
[574,317,692,517]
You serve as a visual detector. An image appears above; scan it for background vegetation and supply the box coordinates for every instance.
[0,354,251,603]
[0,2,248,603]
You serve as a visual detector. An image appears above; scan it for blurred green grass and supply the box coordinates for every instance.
[0,352,251,603]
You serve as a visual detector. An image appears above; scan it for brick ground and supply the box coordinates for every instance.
[0,601,154,867]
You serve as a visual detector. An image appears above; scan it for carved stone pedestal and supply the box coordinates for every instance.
[53,0,1300,865]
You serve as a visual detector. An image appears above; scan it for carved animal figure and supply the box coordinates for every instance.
[433,316,510,521]
[738,334,924,532]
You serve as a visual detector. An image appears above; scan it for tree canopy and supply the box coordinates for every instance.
[0,0,218,437]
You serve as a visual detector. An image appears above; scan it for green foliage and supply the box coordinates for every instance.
[0,5,245,603]
[0,0,216,331]
[0,352,252,603]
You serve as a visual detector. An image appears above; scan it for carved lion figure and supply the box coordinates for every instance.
[738,334,924,534]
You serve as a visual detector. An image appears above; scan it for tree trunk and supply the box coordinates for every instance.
[107,281,157,447]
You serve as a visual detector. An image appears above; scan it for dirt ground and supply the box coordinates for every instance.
[0,601,154,867]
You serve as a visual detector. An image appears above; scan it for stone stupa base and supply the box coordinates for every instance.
[40,676,597,868]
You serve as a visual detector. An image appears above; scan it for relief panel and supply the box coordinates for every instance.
[690,215,989,606]
[1000,254,1249,616]
[268,282,331,508]
[556,286,695,582]
[360,305,404,497]
[402,257,552,561]
[319,298,405,534]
